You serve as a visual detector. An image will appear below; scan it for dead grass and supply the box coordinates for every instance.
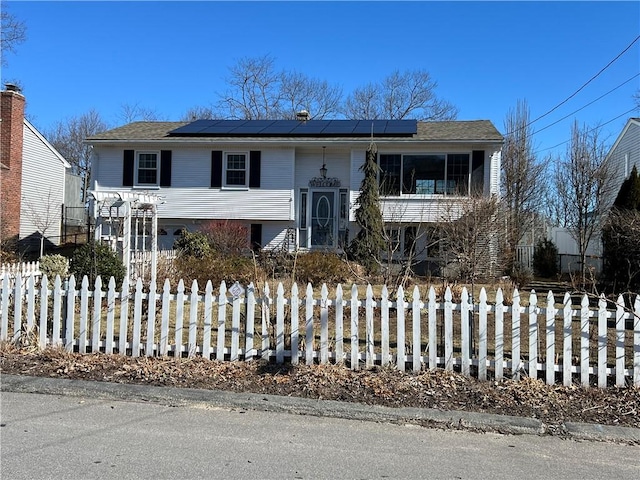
[1,343,639,434]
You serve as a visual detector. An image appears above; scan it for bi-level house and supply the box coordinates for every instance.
[85,117,502,277]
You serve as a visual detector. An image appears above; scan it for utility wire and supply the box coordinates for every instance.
[532,73,640,136]
[535,107,638,156]
[525,35,640,129]
[503,35,640,139]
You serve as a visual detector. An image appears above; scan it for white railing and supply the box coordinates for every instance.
[1,274,639,388]
[129,249,177,280]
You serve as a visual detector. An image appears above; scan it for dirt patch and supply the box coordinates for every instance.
[1,344,638,431]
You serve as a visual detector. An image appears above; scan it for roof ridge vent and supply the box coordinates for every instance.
[296,110,310,122]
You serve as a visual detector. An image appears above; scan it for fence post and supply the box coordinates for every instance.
[305,283,314,365]
[396,285,405,371]
[546,291,556,386]
[428,286,437,370]
[495,289,504,381]
[512,288,521,379]
[189,279,199,359]
[528,290,538,379]
[478,288,488,381]
[335,284,344,363]
[61,277,69,347]
[634,295,640,388]
[380,285,389,366]
[412,286,421,372]
[365,284,374,368]
[461,287,470,376]
[290,283,299,365]
[444,287,453,371]
[65,275,76,353]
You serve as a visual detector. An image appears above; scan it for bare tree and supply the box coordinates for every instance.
[279,71,343,119]
[22,188,61,257]
[216,55,343,120]
[343,83,383,120]
[551,121,613,285]
[501,100,547,274]
[117,102,165,123]
[214,57,456,122]
[180,105,219,121]
[1,5,26,66]
[46,110,109,203]
[437,195,501,285]
[217,55,284,120]
[344,70,458,120]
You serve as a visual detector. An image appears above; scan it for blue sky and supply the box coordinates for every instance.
[3,1,639,158]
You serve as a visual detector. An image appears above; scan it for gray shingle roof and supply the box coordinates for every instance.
[86,120,503,142]
[87,122,188,141]
[416,121,502,141]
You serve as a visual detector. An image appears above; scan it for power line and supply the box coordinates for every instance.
[526,35,640,128]
[534,107,638,156]
[532,73,640,136]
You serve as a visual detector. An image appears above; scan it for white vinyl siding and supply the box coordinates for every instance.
[294,147,351,189]
[94,146,294,221]
[606,121,640,206]
[20,123,67,246]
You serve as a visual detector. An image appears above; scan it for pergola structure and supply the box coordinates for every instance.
[89,190,163,281]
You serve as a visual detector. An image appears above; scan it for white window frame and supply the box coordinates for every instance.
[223,151,249,188]
[135,151,160,187]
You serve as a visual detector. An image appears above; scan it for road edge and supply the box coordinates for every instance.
[2,374,638,443]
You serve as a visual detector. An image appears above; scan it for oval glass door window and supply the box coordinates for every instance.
[315,195,331,227]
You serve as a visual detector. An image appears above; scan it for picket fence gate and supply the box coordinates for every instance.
[1,274,639,389]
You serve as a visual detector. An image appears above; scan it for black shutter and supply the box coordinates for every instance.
[123,150,135,186]
[160,150,172,187]
[211,151,222,188]
[249,151,261,188]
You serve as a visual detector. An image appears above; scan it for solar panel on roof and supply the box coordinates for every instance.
[349,121,374,135]
[168,119,418,137]
[292,120,332,134]
[318,120,356,135]
[259,121,300,134]
[384,120,418,134]
[169,120,216,135]
[199,126,241,134]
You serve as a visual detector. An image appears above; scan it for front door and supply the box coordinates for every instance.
[311,191,336,248]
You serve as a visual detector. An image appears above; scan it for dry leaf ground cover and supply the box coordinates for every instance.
[1,342,638,432]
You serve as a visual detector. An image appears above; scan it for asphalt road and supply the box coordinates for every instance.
[2,389,639,480]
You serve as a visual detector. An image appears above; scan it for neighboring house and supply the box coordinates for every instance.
[0,84,75,254]
[85,118,503,274]
[543,118,639,275]
[604,117,640,206]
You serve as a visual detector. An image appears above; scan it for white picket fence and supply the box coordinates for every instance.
[1,274,639,388]
[0,261,41,278]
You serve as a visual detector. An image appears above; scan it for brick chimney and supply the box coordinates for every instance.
[1,83,26,246]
